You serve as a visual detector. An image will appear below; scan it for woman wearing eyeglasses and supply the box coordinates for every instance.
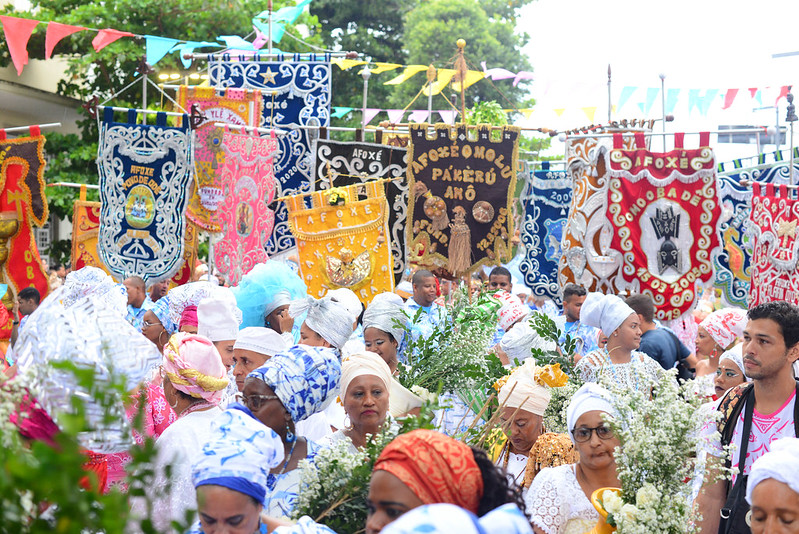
[525,383,620,534]
[241,344,342,519]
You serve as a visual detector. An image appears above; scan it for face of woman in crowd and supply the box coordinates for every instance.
[344,375,388,431]
[232,349,269,391]
[265,304,292,334]
[749,478,799,534]
[196,485,262,534]
[714,360,746,398]
[365,470,424,534]
[363,328,399,373]
[300,322,332,348]
[214,340,236,369]
[573,410,619,471]
[141,310,167,351]
[241,379,288,438]
[499,407,543,456]
[614,314,642,351]
[695,326,720,358]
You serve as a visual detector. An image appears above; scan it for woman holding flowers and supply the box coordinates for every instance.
[525,383,620,534]
[574,293,662,391]
[321,352,392,452]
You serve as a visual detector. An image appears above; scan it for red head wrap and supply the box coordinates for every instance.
[373,429,483,514]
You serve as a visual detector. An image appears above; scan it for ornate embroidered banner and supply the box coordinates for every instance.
[168,221,198,286]
[558,133,640,293]
[748,183,799,307]
[178,86,263,232]
[286,180,393,304]
[406,124,520,276]
[519,163,572,303]
[215,129,280,285]
[714,159,796,307]
[71,194,109,273]
[210,53,331,256]
[606,132,722,320]
[314,139,408,285]
[96,108,193,283]
[0,128,50,304]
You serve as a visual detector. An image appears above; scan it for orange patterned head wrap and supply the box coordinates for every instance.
[373,429,484,514]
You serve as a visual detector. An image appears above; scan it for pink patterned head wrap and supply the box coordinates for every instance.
[162,333,229,404]
[179,305,199,330]
[699,308,747,350]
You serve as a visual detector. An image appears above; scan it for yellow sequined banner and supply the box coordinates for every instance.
[71,196,110,274]
[286,181,394,305]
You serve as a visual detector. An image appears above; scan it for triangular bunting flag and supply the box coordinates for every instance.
[92,28,135,51]
[521,109,534,120]
[172,40,219,68]
[438,110,457,125]
[386,109,405,124]
[451,70,484,92]
[481,61,515,80]
[698,89,719,115]
[776,85,790,104]
[362,63,402,74]
[722,88,739,109]
[423,69,456,96]
[408,110,429,123]
[553,108,565,117]
[384,65,427,85]
[581,107,597,123]
[644,87,660,115]
[0,16,40,75]
[331,107,354,118]
[617,86,637,112]
[513,71,534,86]
[665,89,680,114]
[362,108,381,125]
[219,35,255,51]
[331,58,367,70]
[688,89,701,115]
[45,22,86,59]
[145,36,179,67]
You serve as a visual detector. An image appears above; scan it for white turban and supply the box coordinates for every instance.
[499,320,556,363]
[700,308,747,350]
[493,290,530,332]
[289,296,355,350]
[566,383,616,442]
[580,292,636,336]
[197,288,242,342]
[234,327,288,357]
[746,437,799,504]
[363,292,407,344]
[498,360,551,416]
[340,351,393,398]
[719,343,751,382]
[327,288,363,319]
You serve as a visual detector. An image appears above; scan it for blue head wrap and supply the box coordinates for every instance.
[381,503,533,534]
[192,404,285,504]
[247,345,341,423]
[232,262,307,328]
[151,295,175,334]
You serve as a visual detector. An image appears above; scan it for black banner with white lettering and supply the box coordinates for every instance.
[407,124,520,276]
[313,139,408,284]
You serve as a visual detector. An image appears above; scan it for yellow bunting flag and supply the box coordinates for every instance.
[360,62,402,75]
[332,58,368,71]
[423,69,456,96]
[451,70,485,92]
[581,107,597,123]
[286,181,394,305]
[384,65,428,85]
[553,108,565,117]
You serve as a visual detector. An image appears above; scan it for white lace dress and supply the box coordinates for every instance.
[575,350,663,391]
[525,464,598,534]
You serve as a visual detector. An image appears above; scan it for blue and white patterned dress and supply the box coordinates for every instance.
[265,440,324,518]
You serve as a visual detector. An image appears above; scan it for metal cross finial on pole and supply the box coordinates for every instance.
[786,87,797,186]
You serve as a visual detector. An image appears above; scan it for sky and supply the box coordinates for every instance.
[516,0,799,161]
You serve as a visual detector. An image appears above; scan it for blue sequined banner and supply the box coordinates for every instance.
[97,108,193,282]
[714,152,798,307]
[209,53,331,256]
[519,163,572,304]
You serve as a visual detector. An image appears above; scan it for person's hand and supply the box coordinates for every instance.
[275,309,294,334]
[12,299,19,320]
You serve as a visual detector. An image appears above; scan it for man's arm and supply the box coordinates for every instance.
[693,456,727,533]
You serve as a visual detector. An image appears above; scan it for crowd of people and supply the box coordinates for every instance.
[5,259,799,534]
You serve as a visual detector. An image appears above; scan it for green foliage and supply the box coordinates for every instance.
[0,363,180,533]
[465,100,508,126]
[527,312,578,377]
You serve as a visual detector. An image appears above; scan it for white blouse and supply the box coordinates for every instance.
[525,464,598,534]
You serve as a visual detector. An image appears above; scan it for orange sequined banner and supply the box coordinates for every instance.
[72,192,109,273]
[286,181,393,305]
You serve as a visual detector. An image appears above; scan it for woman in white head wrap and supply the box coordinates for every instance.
[363,293,408,373]
[499,319,557,365]
[495,360,551,496]
[290,296,356,351]
[694,308,747,378]
[526,383,620,534]
[321,351,393,452]
[197,287,243,369]
[713,344,751,400]
[745,437,799,533]
[575,293,663,391]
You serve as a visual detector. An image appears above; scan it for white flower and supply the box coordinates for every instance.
[602,490,623,515]
[635,484,660,508]
[410,385,437,403]
[620,503,639,522]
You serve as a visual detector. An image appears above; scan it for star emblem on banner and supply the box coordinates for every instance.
[260,67,277,84]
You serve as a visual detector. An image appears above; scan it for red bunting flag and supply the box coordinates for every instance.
[722,88,739,109]
[91,28,134,51]
[45,22,86,59]
[0,16,40,75]
[776,85,790,105]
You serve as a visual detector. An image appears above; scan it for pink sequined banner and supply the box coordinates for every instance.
[214,129,279,285]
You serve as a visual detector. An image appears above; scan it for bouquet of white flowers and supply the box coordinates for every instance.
[599,370,732,533]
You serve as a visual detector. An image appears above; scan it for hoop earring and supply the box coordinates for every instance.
[158,329,167,347]
[285,421,296,443]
